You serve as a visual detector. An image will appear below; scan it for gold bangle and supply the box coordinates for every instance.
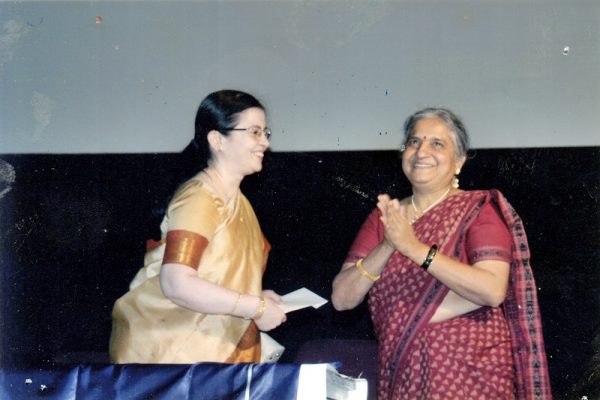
[231,292,242,315]
[355,258,380,282]
[252,297,266,320]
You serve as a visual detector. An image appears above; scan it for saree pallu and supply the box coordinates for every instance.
[348,190,551,399]
[110,179,269,364]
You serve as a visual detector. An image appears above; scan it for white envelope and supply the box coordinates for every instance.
[279,287,328,314]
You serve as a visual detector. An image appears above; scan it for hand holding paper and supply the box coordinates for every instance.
[260,288,327,363]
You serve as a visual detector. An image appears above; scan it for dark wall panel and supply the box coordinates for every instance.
[0,148,598,399]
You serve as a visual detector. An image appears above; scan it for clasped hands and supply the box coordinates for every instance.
[377,194,422,256]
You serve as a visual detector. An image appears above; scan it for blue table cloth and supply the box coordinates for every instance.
[0,362,301,399]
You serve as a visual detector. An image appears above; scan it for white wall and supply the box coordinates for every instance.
[1,0,599,154]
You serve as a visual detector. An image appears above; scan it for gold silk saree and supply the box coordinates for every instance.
[109,179,270,364]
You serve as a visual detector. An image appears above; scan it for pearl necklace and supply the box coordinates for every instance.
[410,187,451,224]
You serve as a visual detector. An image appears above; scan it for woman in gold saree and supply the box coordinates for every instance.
[332,108,551,399]
[109,90,286,364]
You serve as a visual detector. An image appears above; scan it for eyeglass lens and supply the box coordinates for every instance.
[249,127,271,139]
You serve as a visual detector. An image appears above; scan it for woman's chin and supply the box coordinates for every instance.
[244,163,263,176]
[408,178,433,187]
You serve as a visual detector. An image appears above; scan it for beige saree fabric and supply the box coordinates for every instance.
[109,178,268,364]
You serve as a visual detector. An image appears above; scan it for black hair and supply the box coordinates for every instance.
[182,90,265,171]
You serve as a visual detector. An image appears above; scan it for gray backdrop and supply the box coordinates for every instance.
[1,0,599,154]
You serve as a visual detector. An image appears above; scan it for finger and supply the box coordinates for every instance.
[397,202,409,219]
[270,293,283,303]
[377,193,391,202]
[386,201,402,220]
[269,290,280,298]
[270,297,283,304]
[263,290,282,303]
[379,202,390,222]
[377,197,389,214]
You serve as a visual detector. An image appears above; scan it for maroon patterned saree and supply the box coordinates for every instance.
[346,190,551,399]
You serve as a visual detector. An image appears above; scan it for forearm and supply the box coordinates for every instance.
[160,263,261,318]
[331,241,395,311]
[404,244,509,307]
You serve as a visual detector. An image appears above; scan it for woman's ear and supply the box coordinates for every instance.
[207,130,222,152]
[456,155,466,172]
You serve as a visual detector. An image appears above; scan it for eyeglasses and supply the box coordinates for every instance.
[229,126,272,140]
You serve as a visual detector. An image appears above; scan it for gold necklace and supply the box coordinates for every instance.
[410,187,451,224]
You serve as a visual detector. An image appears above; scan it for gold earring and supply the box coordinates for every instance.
[452,169,461,189]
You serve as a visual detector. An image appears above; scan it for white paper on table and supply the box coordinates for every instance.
[279,287,328,314]
[297,363,368,400]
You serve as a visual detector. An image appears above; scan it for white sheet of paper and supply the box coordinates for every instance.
[297,363,368,400]
[279,287,328,314]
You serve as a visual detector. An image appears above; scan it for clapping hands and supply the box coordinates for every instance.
[377,194,420,255]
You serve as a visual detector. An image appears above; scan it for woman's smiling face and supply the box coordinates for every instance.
[218,107,270,177]
[401,117,465,190]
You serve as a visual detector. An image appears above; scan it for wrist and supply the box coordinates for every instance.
[380,239,396,254]
[406,242,430,265]
[355,258,381,282]
[251,296,266,320]
[420,244,438,271]
[232,294,261,319]
[230,292,242,315]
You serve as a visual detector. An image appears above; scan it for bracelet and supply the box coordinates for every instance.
[355,258,380,282]
[230,292,242,315]
[421,244,438,271]
[252,297,266,320]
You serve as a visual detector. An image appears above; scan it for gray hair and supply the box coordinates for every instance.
[402,107,470,159]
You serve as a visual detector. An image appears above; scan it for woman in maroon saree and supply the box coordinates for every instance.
[332,108,551,399]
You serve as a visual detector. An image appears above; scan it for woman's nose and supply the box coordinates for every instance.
[415,141,429,156]
[259,134,270,147]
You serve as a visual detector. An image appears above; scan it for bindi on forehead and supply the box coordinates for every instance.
[411,134,440,141]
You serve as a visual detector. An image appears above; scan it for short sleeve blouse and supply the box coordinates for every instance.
[345,200,513,266]
[465,202,512,264]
